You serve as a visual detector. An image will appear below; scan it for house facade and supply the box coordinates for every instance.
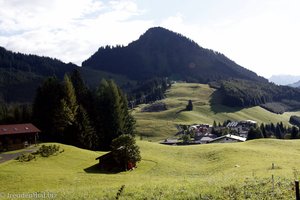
[0,124,40,151]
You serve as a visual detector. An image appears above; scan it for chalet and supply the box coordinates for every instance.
[209,134,247,143]
[0,124,40,151]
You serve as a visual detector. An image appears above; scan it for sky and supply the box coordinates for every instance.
[1,0,300,78]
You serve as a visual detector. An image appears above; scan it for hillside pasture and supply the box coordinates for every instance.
[0,140,300,199]
[133,83,300,141]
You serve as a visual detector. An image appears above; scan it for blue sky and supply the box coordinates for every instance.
[1,0,300,78]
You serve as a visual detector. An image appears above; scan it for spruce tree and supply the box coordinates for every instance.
[32,77,64,141]
[186,100,193,111]
[75,106,97,149]
[55,75,79,144]
[95,79,136,150]
[291,126,299,139]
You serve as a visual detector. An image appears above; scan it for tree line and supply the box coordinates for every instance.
[0,69,135,151]
[128,77,171,107]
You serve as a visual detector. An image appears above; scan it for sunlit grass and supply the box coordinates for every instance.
[133,83,300,141]
[0,140,300,199]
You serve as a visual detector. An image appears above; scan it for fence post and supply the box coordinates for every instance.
[295,180,299,200]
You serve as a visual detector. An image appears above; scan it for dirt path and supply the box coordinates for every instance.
[0,148,37,164]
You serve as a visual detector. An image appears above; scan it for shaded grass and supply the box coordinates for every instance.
[133,83,300,141]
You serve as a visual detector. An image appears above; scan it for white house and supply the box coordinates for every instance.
[209,134,247,143]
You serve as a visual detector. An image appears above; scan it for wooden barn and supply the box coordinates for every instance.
[96,151,136,171]
[0,123,40,151]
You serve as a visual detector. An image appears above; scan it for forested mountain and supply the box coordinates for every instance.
[0,47,132,103]
[0,47,77,102]
[83,27,267,83]
[210,79,300,113]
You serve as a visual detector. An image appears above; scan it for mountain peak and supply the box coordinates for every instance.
[82,27,266,83]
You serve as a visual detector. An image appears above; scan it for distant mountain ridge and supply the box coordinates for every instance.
[289,80,300,88]
[83,27,267,83]
[269,75,300,85]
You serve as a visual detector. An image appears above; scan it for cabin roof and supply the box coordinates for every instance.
[0,123,40,136]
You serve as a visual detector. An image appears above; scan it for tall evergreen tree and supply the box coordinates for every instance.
[275,124,283,139]
[247,127,263,140]
[32,77,64,141]
[186,100,193,111]
[260,123,267,138]
[75,106,97,149]
[291,126,299,139]
[55,75,79,144]
[95,79,135,150]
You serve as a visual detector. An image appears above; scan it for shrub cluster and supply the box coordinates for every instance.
[16,144,63,162]
[17,153,36,162]
[36,144,61,157]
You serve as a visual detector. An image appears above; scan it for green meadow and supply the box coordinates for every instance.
[1,83,300,199]
[0,140,300,199]
[133,83,300,141]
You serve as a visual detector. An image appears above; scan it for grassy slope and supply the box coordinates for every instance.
[133,83,300,141]
[0,140,300,199]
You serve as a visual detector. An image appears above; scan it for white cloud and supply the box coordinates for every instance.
[1,0,300,77]
[0,0,153,65]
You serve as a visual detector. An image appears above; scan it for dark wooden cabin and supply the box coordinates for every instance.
[96,152,136,171]
[0,123,40,151]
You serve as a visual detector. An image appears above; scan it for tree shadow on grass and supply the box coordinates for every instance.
[84,163,122,174]
[209,90,243,114]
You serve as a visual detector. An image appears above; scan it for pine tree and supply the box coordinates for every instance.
[75,106,97,149]
[55,75,79,144]
[186,100,193,111]
[275,124,283,139]
[291,126,299,139]
[247,127,263,140]
[260,123,267,138]
[213,120,217,127]
[95,79,136,150]
[32,77,64,141]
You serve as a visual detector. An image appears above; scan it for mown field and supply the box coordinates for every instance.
[133,83,300,141]
[0,140,300,199]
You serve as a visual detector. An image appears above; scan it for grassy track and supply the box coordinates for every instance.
[0,140,299,199]
[133,83,300,141]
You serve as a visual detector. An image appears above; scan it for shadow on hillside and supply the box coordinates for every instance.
[209,90,243,114]
[84,163,121,174]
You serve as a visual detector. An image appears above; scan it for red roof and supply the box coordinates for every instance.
[0,123,41,136]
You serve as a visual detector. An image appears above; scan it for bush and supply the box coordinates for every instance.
[17,153,36,162]
[290,115,300,127]
[36,144,61,157]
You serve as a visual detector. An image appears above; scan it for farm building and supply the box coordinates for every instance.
[209,134,247,143]
[0,123,40,151]
[96,151,136,171]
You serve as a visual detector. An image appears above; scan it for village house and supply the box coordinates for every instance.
[226,120,256,138]
[0,123,40,151]
[209,134,247,143]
